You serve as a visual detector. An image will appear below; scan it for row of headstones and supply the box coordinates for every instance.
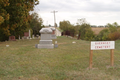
[9,27,56,41]
[9,35,40,41]
[9,27,58,49]
[21,34,40,40]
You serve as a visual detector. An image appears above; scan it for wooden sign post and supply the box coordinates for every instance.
[110,49,114,66]
[89,50,93,69]
[89,41,115,69]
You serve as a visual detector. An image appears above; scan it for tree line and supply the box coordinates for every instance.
[0,0,44,41]
[59,18,120,41]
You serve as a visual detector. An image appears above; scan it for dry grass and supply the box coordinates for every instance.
[91,27,107,35]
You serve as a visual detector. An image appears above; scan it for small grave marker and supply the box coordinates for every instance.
[19,35,20,40]
[54,41,58,48]
[32,35,34,39]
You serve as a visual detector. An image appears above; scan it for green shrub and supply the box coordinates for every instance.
[93,29,110,41]
[84,28,95,41]
[79,23,94,41]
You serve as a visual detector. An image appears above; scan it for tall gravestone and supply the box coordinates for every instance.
[36,28,54,49]
[29,29,32,39]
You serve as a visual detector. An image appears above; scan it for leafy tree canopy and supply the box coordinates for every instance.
[59,20,71,32]
[0,0,39,41]
[29,12,44,36]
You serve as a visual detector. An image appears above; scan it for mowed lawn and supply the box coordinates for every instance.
[1,36,120,80]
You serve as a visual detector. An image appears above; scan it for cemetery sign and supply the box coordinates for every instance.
[89,41,115,69]
[91,41,115,50]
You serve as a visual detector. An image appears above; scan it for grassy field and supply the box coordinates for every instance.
[91,27,107,35]
[0,36,120,80]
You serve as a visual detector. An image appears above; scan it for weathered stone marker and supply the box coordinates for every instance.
[36,28,54,49]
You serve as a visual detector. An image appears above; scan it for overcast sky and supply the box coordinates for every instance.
[33,0,120,26]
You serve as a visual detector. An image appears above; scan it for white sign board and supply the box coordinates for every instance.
[91,41,115,50]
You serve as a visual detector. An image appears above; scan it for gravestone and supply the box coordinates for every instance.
[22,37,24,40]
[24,32,29,39]
[9,36,16,41]
[29,29,32,39]
[32,35,34,39]
[19,35,20,40]
[50,27,57,39]
[36,28,54,48]
[36,34,39,39]
[54,41,58,48]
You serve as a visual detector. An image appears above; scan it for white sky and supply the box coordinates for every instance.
[33,0,120,26]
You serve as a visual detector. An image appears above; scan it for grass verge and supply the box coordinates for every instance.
[0,36,120,80]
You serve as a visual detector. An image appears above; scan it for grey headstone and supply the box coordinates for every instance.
[54,41,58,48]
[40,28,52,34]
[35,44,38,48]
[36,28,54,49]
[54,44,58,48]
[32,35,34,39]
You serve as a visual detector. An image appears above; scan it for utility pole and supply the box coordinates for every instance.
[51,10,58,27]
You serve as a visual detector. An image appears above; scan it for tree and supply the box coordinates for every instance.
[59,20,71,35]
[79,23,94,40]
[106,23,117,33]
[94,29,110,41]
[68,24,76,37]
[29,12,44,36]
[84,28,94,41]
[0,0,39,41]
[107,22,120,40]
[0,0,10,41]
[0,0,10,25]
[0,16,4,25]
[76,18,94,40]
[76,18,86,39]
[113,22,118,27]
[8,0,39,36]
[94,22,120,41]
[76,18,86,25]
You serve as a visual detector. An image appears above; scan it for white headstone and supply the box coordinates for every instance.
[55,41,57,44]
[19,35,20,40]
[32,35,34,39]
[29,29,31,39]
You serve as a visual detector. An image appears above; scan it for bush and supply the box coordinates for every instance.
[108,32,120,40]
[79,23,94,40]
[84,28,95,41]
[93,29,110,41]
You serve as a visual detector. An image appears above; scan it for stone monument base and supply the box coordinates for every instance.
[37,44,54,49]
[39,40,53,44]
[36,40,54,49]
